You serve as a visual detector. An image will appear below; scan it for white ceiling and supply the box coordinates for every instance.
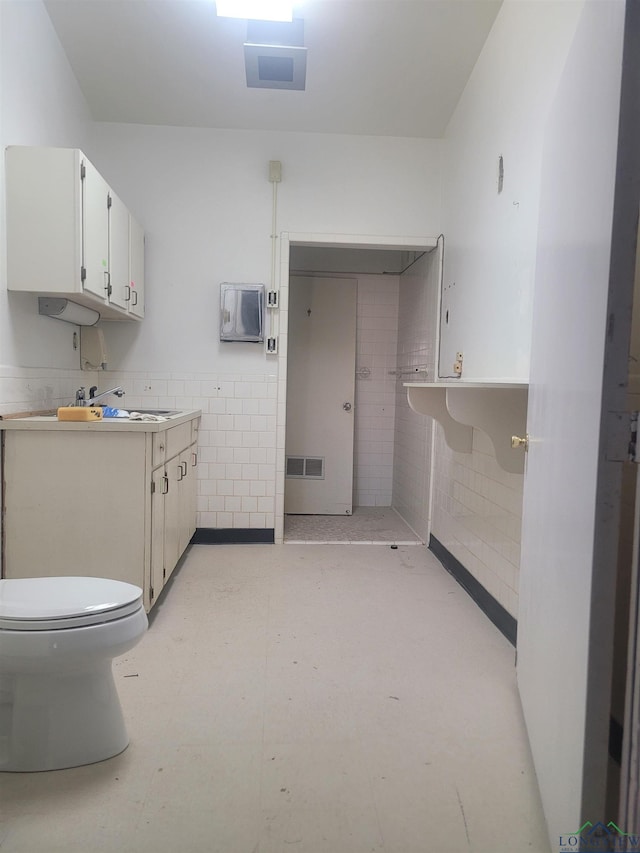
[43,0,502,138]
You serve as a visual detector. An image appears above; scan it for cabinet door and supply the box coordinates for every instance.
[108,191,130,310]
[129,214,145,318]
[178,445,198,556]
[164,454,183,581]
[81,157,110,301]
[150,466,167,606]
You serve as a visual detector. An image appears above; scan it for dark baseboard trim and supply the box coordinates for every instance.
[191,528,275,545]
[429,535,517,647]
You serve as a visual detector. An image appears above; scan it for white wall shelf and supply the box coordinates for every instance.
[404,381,529,474]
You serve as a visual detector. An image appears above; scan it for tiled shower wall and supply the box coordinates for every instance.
[392,249,440,540]
[354,275,399,507]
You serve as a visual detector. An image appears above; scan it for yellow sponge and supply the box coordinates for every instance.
[57,407,103,421]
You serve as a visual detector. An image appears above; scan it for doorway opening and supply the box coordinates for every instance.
[274,232,441,545]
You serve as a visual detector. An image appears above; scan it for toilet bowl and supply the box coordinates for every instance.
[0,576,148,772]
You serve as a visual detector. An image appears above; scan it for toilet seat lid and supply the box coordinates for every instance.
[0,577,143,629]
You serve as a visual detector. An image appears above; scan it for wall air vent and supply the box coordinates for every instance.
[286,456,325,479]
[244,18,306,91]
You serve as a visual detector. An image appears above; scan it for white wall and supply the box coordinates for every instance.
[81,125,441,529]
[85,122,442,375]
[423,0,585,616]
[439,0,583,381]
[0,0,92,388]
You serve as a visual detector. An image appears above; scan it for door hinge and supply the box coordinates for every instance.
[80,266,86,282]
[267,337,278,353]
[150,586,154,601]
[267,290,278,307]
[607,411,640,462]
[630,411,639,462]
[151,480,155,494]
[107,193,112,209]
[80,162,86,180]
[163,568,166,579]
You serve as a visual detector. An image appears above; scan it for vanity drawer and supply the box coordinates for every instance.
[166,421,193,460]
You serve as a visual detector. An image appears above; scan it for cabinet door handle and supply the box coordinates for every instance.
[131,290,138,306]
[104,270,111,296]
[181,461,188,477]
[162,474,169,494]
[124,285,131,302]
[191,452,197,467]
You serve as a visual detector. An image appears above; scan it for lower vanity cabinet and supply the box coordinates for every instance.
[0,412,200,612]
[149,440,198,607]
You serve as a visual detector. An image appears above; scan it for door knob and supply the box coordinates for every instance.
[343,402,352,411]
[511,434,529,451]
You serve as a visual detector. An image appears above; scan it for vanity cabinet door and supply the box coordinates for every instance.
[178,444,198,556]
[150,465,167,607]
[163,453,183,582]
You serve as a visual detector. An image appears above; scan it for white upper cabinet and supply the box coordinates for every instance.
[81,156,110,301]
[128,214,145,318]
[106,188,130,311]
[5,146,145,322]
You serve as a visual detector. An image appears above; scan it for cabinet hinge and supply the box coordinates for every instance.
[606,411,640,462]
[80,162,86,181]
[80,266,86,282]
[151,480,155,494]
[150,586,154,601]
[630,412,639,463]
[107,194,112,209]
[163,568,166,579]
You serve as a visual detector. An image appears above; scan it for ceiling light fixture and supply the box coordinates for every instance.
[215,1,293,23]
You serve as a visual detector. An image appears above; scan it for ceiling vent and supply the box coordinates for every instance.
[244,18,306,91]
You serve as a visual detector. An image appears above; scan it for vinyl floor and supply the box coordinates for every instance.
[0,543,550,853]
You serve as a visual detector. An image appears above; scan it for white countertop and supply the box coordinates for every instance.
[0,409,202,432]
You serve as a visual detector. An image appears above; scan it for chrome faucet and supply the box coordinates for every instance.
[75,385,125,407]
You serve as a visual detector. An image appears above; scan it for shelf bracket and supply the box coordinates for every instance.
[446,386,528,474]
[405,382,529,474]
[406,386,473,453]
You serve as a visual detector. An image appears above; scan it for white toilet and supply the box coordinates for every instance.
[0,576,148,772]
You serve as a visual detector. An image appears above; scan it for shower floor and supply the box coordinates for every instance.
[284,506,423,544]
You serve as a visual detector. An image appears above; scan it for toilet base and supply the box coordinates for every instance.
[0,663,129,772]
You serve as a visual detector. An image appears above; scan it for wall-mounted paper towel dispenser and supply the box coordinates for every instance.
[220,283,265,342]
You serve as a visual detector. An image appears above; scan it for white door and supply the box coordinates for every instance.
[285,276,356,515]
[517,2,637,848]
